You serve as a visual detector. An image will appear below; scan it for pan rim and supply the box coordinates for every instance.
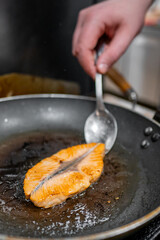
[0,93,159,127]
[0,93,159,240]
[1,208,160,240]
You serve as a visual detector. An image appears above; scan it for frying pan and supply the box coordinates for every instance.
[0,94,159,240]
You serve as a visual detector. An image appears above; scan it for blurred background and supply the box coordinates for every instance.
[105,0,160,108]
[0,0,159,110]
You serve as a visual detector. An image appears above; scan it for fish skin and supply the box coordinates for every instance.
[24,143,105,208]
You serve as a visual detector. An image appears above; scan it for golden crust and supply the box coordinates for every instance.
[23,143,105,208]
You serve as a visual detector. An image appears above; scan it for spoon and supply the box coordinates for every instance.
[84,44,118,153]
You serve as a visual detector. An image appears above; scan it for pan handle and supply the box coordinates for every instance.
[106,67,137,104]
[153,107,160,124]
[106,67,160,125]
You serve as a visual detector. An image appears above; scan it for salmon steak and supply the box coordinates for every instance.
[24,143,105,208]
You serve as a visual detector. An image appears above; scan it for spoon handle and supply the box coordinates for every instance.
[95,39,106,112]
[95,72,105,111]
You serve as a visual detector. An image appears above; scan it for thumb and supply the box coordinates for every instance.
[97,26,133,74]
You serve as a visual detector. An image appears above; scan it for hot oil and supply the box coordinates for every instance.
[0,132,137,238]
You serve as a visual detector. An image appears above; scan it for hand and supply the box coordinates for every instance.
[72,0,152,79]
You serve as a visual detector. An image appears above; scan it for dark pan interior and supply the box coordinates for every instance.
[0,96,159,239]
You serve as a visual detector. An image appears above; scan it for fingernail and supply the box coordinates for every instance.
[98,63,108,74]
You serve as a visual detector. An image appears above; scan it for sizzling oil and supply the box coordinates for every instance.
[0,132,137,238]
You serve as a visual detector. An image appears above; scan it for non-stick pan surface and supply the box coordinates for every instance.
[0,94,159,240]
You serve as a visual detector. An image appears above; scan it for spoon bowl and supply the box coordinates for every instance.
[84,72,118,153]
[84,107,117,153]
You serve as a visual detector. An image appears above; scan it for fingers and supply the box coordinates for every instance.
[72,11,84,55]
[74,47,96,79]
[72,0,150,79]
[72,27,95,79]
[97,25,133,74]
[72,11,106,79]
[73,16,133,77]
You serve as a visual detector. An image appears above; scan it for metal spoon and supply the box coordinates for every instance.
[84,45,118,153]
